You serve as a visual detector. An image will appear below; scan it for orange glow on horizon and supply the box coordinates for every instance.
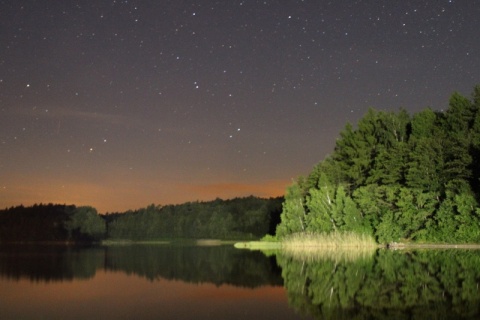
[0,173,291,213]
[181,179,290,200]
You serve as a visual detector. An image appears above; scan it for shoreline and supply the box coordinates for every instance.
[234,240,480,251]
[387,242,480,249]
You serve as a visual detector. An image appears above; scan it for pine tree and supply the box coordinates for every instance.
[406,138,443,193]
[442,92,475,187]
[276,182,306,238]
[368,142,408,185]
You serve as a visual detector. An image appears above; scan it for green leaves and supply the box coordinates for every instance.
[276,183,306,238]
[275,85,480,244]
[66,206,106,241]
[406,137,443,192]
[107,197,283,240]
[305,184,336,233]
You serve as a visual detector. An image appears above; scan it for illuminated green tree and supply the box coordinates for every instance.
[276,182,306,237]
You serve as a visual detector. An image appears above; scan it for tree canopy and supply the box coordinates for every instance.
[276,85,480,244]
[0,204,106,243]
[106,196,283,240]
[0,197,282,243]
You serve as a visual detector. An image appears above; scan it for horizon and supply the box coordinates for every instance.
[1,192,286,214]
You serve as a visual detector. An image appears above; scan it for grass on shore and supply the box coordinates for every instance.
[279,232,378,261]
[234,232,377,252]
[281,232,378,249]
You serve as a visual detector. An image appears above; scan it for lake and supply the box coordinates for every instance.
[1,244,479,319]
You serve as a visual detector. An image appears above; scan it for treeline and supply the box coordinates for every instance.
[276,86,480,243]
[0,204,105,243]
[0,196,283,242]
[105,196,283,240]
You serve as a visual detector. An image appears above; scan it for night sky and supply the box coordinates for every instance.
[1,1,479,213]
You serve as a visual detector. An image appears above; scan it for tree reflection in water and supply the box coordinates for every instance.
[0,244,283,288]
[276,248,480,319]
[2,244,480,319]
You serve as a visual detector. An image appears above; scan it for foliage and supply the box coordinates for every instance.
[260,234,278,242]
[0,204,106,243]
[106,196,283,240]
[275,85,480,244]
[275,184,306,237]
[65,206,106,241]
[0,197,282,243]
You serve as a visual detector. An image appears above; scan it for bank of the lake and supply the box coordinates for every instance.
[234,232,480,251]
[387,242,480,249]
[101,238,240,246]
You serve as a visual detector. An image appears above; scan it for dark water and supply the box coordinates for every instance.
[0,244,479,319]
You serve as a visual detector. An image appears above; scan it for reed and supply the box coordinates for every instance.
[281,232,377,249]
[280,232,377,262]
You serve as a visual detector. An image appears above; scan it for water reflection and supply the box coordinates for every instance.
[105,244,283,287]
[0,245,103,282]
[0,244,300,320]
[276,248,480,319]
[0,244,283,287]
[2,244,480,319]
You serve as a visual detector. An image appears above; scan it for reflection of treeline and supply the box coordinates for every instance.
[0,244,283,288]
[0,245,104,282]
[277,249,480,319]
[105,245,283,287]
[276,86,480,243]
[0,204,105,243]
[105,196,283,240]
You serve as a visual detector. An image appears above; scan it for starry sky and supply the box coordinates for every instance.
[1,1,479,213]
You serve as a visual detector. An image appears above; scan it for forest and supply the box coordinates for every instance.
[0,196,282,243]
[0,204,106,243]
[276,86,480,243]
[104,196,282,240]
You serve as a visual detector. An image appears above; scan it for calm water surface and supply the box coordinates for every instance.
[0,244,305,320]
[1,244,480,319]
